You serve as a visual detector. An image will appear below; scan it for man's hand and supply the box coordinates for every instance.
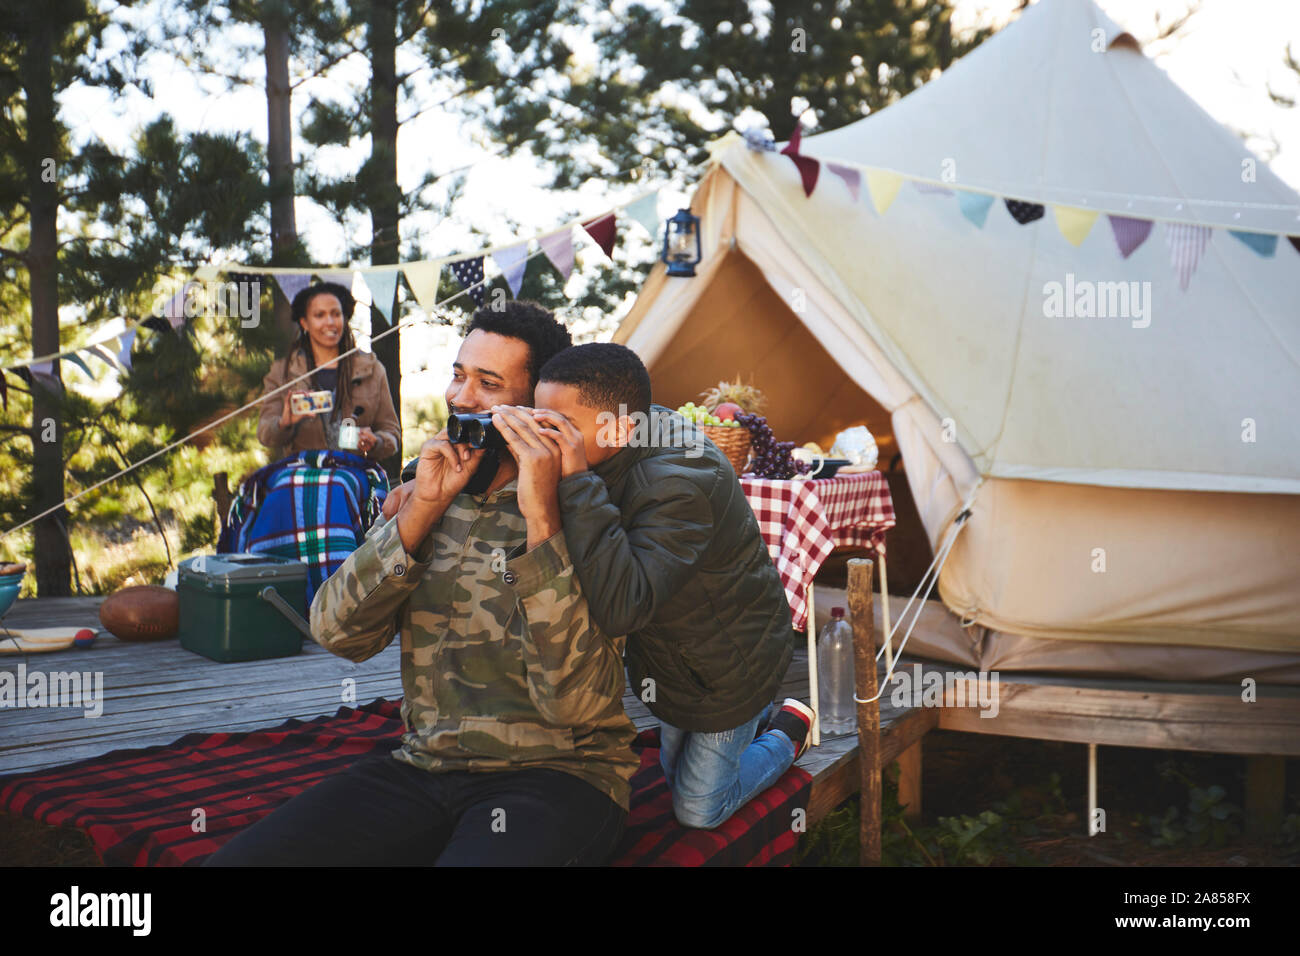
[395,433,483,554]
[531,409,589,478]
[412,432,482,505]
[491,405,562,549]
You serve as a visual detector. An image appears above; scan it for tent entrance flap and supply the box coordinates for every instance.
[642,247,893,455]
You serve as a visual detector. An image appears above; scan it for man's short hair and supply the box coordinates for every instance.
[464,301,573,386]
[538,343,652,415]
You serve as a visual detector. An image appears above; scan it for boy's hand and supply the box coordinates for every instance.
[491,406,562,547]
[382,479,414,519]
[531,409,589,477]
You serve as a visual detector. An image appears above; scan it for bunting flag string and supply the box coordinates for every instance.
[63,352,95,380]
[449,257,487,306]
[911,180,953,197]
[1165,223,1212,291]
[1108,215,1153,259]
[581,214,617,260]
[403,261,442,314]
[1229,230,1278,258]
[625,191,661,237]
[779,124,820,198]
[827,162,862,201]
[865,170,903,216]
[1005,198,1045,225]
[274,272,313,305]
[491,243,530,298]
[361,269,400,326]
[539,228,576,280]
[957,190,996,229]
[1052,205,1099,247]
[117,329,137,371]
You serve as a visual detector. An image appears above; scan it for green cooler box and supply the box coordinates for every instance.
[178,553,311,662]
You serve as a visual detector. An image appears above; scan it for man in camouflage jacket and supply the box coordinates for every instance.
[205,302,637,867]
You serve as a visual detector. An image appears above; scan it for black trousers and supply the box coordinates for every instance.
[202,754,627,867]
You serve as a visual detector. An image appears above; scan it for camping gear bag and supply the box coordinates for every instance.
[177,554,309,662]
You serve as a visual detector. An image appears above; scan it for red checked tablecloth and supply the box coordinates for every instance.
[740,471,896,632]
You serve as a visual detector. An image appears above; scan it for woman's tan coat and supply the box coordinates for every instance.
[257,348,401,462]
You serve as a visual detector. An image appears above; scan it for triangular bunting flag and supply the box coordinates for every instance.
[1289,236,1300,256]
[1229,230,1278,258]
[827,163,861,202]
[29,361,61,395]
[491,243,530,298]
[64,351,95,380]
[911,180,953,196]
[779,123,820,197]
[539,229,576,281]
[957,190,996,229]
[581,214,617,260]
[449,257,486,307]
[626,191,661,237]
[274,272,313,305]
[1164,223,1212,291]
[317,270,356,292]
[1107,215,1154,259]
[117,328,137,370]
[362,269,399,325]
[1004,199,1045,225]
[88,343,120,370]
[162,286,188,331]
[865,171,903,216]
[1052,205,1099,247]
[403,261,442,314]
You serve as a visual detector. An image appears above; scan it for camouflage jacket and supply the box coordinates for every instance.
[309,479,639,811]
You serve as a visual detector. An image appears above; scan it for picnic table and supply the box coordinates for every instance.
[740,470,897,745]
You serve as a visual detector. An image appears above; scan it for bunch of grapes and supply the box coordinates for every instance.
[736,412,810,479]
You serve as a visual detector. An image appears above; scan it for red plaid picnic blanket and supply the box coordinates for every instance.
[0,699,811,867]
[741,471,896,631]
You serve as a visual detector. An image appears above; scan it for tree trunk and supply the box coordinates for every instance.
[369,0,402,480]
[265,13,298,348]
[22,13,71,597]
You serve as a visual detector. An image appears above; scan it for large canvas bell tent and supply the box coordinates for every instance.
[614,0,1300,682]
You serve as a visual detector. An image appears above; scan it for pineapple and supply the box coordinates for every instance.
[699,377,767,414]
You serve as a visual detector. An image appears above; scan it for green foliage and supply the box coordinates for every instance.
[1148,760,1243,848]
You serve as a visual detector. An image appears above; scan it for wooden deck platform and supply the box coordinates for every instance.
[0,597,928,828]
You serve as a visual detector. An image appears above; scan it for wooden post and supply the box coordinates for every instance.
[848,557,880,866]
[896,740,922,822]
[1245,755,1285,839]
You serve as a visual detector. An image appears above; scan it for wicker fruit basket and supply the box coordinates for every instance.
[701,425,751,475]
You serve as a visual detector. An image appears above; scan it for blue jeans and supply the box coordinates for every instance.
[658,702,796,830]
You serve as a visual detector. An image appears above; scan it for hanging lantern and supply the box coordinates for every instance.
[662,208,702,277]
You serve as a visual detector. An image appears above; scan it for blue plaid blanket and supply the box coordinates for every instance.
[219,450,389,612]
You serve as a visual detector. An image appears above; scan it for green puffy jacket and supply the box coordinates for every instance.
[556,405,795,733]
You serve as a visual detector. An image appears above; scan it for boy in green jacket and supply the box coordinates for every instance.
[491,342,814,829]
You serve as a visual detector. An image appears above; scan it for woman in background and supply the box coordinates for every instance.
[257,281,400,461]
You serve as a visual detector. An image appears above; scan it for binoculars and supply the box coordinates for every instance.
[447,411,503,450]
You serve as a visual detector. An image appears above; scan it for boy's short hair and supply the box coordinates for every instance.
[538,343,652,415]
[465,300,573,386]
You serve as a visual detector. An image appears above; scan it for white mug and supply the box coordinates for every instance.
[338,417,359,451]
[790,448,825,480]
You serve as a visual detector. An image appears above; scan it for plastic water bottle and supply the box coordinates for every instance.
[817,606,856,735]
